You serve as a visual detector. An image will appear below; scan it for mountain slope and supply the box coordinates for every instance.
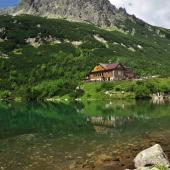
[0,1,170,99]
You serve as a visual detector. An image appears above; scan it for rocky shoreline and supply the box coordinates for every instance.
[1,134,170,170]
[55,136,170,170]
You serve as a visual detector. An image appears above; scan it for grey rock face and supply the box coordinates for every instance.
[134,144,170,168]
[0,0,145,27]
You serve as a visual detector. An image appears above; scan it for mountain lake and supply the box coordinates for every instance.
[0,98,170,169]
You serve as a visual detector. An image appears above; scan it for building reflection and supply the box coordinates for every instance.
[152,92,170,105]
[85,115,150,134]
[79,99,170,134]
[152,96,165,104]
[93,126,120,134]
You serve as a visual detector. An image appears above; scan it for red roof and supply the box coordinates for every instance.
[99,62,121,70]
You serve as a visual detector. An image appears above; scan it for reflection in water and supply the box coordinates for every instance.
[122,103,125,108]
[86,115,150,134]
[93,126,120,134]
[0,99,169,140]
[0,101,93,140]
[81,99,170,135]
[88,115,147,127]
[153,96,165,104]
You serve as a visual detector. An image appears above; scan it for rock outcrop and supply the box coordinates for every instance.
[0,0,148,28]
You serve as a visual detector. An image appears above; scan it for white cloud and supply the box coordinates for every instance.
[109,0,170,29]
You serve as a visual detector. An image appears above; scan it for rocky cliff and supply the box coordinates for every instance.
[0,0,147,27]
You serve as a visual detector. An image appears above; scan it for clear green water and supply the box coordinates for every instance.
[0,99,170,169]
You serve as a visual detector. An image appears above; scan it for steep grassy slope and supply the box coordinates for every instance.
[0,15,170,99]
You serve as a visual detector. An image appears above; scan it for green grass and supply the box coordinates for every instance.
[150,164,168,170]
[12,48,22,54]
[76,78,170,100]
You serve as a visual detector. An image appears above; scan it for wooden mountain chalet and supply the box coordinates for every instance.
[83,62,135,82]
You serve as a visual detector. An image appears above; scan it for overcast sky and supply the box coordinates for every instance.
[0,0,169,29]
[109,0,170,29]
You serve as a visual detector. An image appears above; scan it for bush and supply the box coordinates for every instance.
[100,82,114,91]
[134,85,150,98]
[69,89,85,99]
[0,90,10,99]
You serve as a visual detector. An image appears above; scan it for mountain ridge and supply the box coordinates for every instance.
[0,0,148,28]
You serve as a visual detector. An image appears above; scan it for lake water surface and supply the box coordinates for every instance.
[0,99,170,169]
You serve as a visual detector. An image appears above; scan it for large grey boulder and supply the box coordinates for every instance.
[134,144,170,168]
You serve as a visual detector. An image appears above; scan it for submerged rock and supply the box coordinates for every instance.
[13,133,45,141]
[134,144,170,168]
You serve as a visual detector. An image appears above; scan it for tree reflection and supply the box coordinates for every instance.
[0,101,93,140]
[0,99,170,140]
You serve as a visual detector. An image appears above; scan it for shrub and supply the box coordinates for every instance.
[0,90,10,99]
[100,82,114,91]
[134,85,150,98]
[69,89,85,99]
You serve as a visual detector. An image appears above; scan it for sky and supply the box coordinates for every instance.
[0,0,169,29]
[0,0,20,8]
[109,0,170,29]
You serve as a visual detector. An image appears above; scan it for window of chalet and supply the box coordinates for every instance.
[93,73,103,77]
[118,71,122,76]
[108,71,112,76]
[98,73,103,77]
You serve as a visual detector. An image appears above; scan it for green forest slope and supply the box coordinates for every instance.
[0,15,170,100]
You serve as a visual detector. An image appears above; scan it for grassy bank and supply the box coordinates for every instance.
[64,78,170,100]
[0,78,170,101]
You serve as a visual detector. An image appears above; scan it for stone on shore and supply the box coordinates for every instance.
[134,144,170,168]
[135,167,160,170]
